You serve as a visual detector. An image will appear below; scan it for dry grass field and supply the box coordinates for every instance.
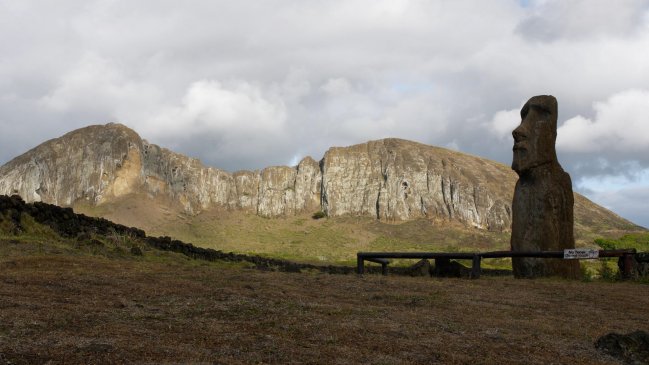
[1,237,648,364]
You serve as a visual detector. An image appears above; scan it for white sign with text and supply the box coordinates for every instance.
[563,249,599,259]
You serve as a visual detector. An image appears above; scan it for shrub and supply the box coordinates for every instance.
[130,246,144,256]
[312,211,327,220]
[595,234,649,251]
[580,264,593,282]
[594,238,616,250]
[598,260,617,281]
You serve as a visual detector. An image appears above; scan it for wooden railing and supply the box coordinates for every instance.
[356,249,638,279]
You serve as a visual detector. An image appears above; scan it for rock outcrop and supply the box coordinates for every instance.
[321,139,512,229]
[0,124,145,206]
[0,123,321,218]
[595,331,649,364]
[0,123,640,233]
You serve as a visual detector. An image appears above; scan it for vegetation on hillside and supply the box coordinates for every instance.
[72,191,646,270]
[142,211,513,266]
[594,233,649,251]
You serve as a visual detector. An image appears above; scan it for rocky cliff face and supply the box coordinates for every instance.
[0,123,638,232]
[321,139,513,230]
[0,124,144,206]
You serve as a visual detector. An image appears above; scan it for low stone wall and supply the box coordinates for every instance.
[3,194,644,279]
[619,253,649,279]
[0,194,360,274]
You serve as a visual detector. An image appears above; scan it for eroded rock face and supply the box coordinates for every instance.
[0,123,638,234]
[0,124,321,216]
[510,95,580,279]
[321,139,512,229]
[141,141,235,212]
[0,124,144,206]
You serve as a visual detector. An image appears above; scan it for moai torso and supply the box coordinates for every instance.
[510,95,580,279]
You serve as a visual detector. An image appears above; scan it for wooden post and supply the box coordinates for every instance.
[381,262,388,276]
[621,253,634,280]
[471,255,481,279]
[357,254,364,275]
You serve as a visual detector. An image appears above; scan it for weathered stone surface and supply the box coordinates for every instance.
[141,140,235,213]
[294,156,322,213]
[0,123,641,234]
[619,253,649,279]
[0,124,144,206]
[431,258,468,277]
[321,139,513,229]
[257,166,297,217]
[0,123,322,217]
[405,259,432,277]
[510,95,580,279]
[232,170,260,211]
[595,331,649,364]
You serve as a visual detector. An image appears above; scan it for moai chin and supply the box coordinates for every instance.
[510,95,580,279]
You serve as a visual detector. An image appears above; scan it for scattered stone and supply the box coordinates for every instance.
[76,232,92,242]
[595,330,649,364]
[510,95,580,279]
[130,246,143,256]
[432,258,467,278]
[89,239,104,247]
[405,259,431,277]
[619,253,649,279]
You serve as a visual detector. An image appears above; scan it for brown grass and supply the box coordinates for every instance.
[1,239,647,364]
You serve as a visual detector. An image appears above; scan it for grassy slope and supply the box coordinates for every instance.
[1,231,647,364]
[75,196,513,267]
[73,192,645,274]
[594,233,649,252]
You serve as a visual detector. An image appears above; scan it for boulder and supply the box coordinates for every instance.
[595,330,649,364]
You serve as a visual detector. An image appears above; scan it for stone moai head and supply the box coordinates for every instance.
[511,95,559,175]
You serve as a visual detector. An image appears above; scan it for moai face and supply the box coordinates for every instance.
[511,95,558,174]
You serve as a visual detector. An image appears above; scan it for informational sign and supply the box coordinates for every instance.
[563,249,599,259]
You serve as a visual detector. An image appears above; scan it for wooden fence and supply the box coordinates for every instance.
[356,249,637,279]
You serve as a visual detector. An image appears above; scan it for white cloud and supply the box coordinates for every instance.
[313,77,450,145]
[321,78,353,96]
[576,165,649,193]
[445,140,460,151]
[2,0,649,225]
[134,79,288,151]
[39,53,160,117]
[515,0,649,41]
[488,109,521,140]
[557,89,649,153]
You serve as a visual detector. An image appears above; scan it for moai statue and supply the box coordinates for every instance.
[510,95,580,279]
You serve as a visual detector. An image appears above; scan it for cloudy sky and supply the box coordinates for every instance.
[1,0,649,228]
